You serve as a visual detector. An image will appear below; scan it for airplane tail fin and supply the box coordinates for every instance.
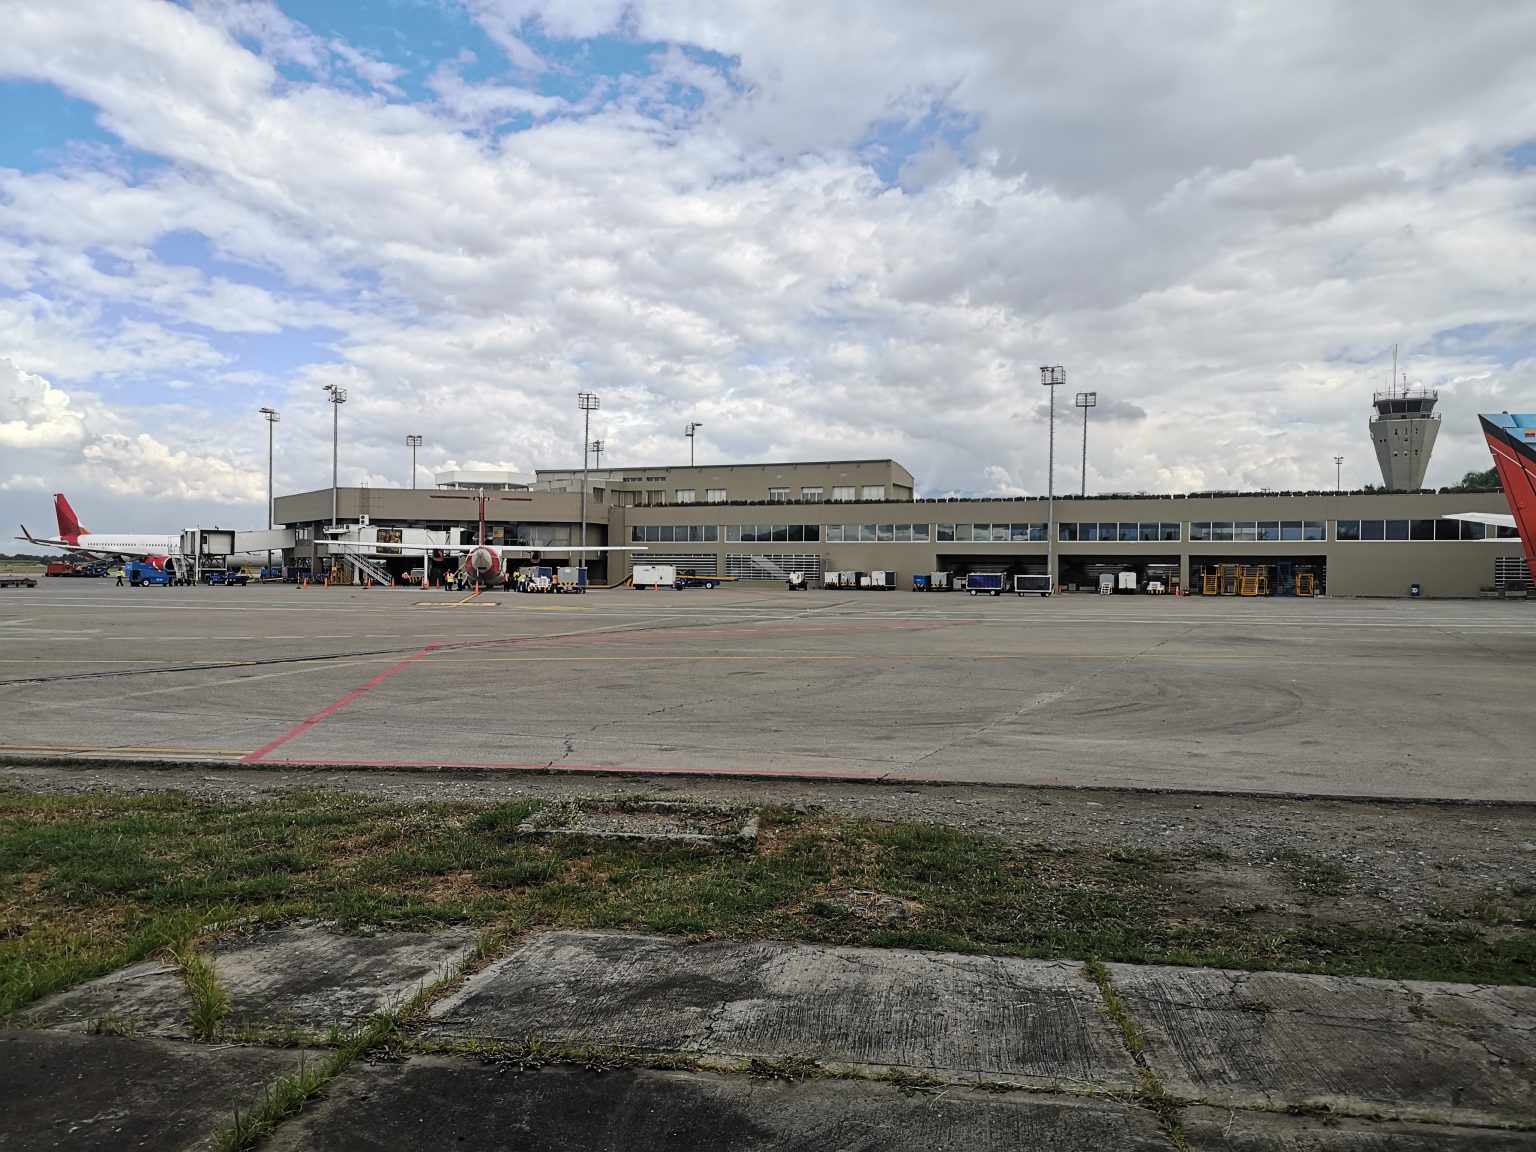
[54,493,86,542]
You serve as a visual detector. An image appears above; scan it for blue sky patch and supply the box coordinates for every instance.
[0,81,119,172]
[856,103,977,187]
[1505,139,1536,169]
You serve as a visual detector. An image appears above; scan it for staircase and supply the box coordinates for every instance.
[347,554,394,586]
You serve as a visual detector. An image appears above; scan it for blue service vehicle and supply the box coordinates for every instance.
[127,561,171,586]
[202,568,250,586]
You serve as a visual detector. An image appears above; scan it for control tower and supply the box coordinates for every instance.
[1369,382,1440,490]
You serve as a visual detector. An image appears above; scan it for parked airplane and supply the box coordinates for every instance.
[321,488,646,588]
[17,494,179,564]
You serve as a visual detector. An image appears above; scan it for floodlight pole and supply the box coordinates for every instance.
[1040,366,1065,591]
[406,434,423,489]
[323,385,347,530]
[1074,391,1097,497]
[590,439,604,470]
[1334,456,1343,494]
[260,407,280,572]
[578,392,600,569]
[685,422,702,466]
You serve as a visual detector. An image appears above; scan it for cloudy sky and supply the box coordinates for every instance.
[3,0,1535,537]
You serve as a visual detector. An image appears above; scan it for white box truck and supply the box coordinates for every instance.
[633,564,677,589]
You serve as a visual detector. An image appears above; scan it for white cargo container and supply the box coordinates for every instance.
[1014,574,1052,597]
[633,563,678,589]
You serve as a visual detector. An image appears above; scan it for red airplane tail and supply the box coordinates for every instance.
[54,493,87,544]
[1479,414,1536,584]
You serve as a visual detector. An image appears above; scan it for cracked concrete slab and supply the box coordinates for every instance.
[1181,1105,1536,1150]
[1105,964,1536,1127]
[22,955,191,1035]
[0,1029,308,1151]
[265,1056,1175,1151]
[427,930,1135,1089]
[29,922,478,1036]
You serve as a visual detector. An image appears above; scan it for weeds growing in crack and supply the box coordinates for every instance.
[1086,958,1191,1152]
[175,950,229,1041]
[85,1011,139,1036]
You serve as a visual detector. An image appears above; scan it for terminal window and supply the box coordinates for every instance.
[631,525,719,543]
[801,487,823,502]
[826,524,930,543]
[1062,522,1181,543]
[831,486,855,502]
[1190,521,1323,542]
[768,487,790,502]
[706,488,727,503]
[1336,519,1491,542]
[861,485,886,501]
[675,489,695,504]
[723,524,822,543]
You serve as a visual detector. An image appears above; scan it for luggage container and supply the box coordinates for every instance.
[1118,570,1139,592]
[930,571,952,591]
[869,570,896,590]
[555,566,588,593]
[1098,573,1115,595]
[912,573,930,591]
[1014,574,1052,597]
[964,572,1005,597]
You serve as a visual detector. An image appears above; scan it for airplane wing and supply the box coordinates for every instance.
[1443,512,1517,528]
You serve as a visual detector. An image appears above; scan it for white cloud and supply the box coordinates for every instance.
[0,0,1533,538]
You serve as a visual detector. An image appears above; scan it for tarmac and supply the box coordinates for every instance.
[2,582,1535,799]
[6,923,1533,1150]
[4,585,1535,1147]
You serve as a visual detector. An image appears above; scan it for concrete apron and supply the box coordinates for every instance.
[3,925,1533,1151]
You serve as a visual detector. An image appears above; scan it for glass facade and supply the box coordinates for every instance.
[1058,522,1180,542]
[1190,521,1324,542]
[1335,519,1508,541]
[826,524,931,543]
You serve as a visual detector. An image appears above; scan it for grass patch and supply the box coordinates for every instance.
[0,790,1529,1023]
[1275,852,1353,897]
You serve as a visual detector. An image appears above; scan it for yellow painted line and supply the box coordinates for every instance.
[412,601,499,608]
[0,743,250,757]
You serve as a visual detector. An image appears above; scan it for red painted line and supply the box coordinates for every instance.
[241,642,441,764]
[249,755,933,784]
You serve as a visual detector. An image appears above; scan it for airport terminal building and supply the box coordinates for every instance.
[272,458,1526,598]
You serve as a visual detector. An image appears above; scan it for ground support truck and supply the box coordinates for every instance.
[0,573,38,588]
[127,562,171,587]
